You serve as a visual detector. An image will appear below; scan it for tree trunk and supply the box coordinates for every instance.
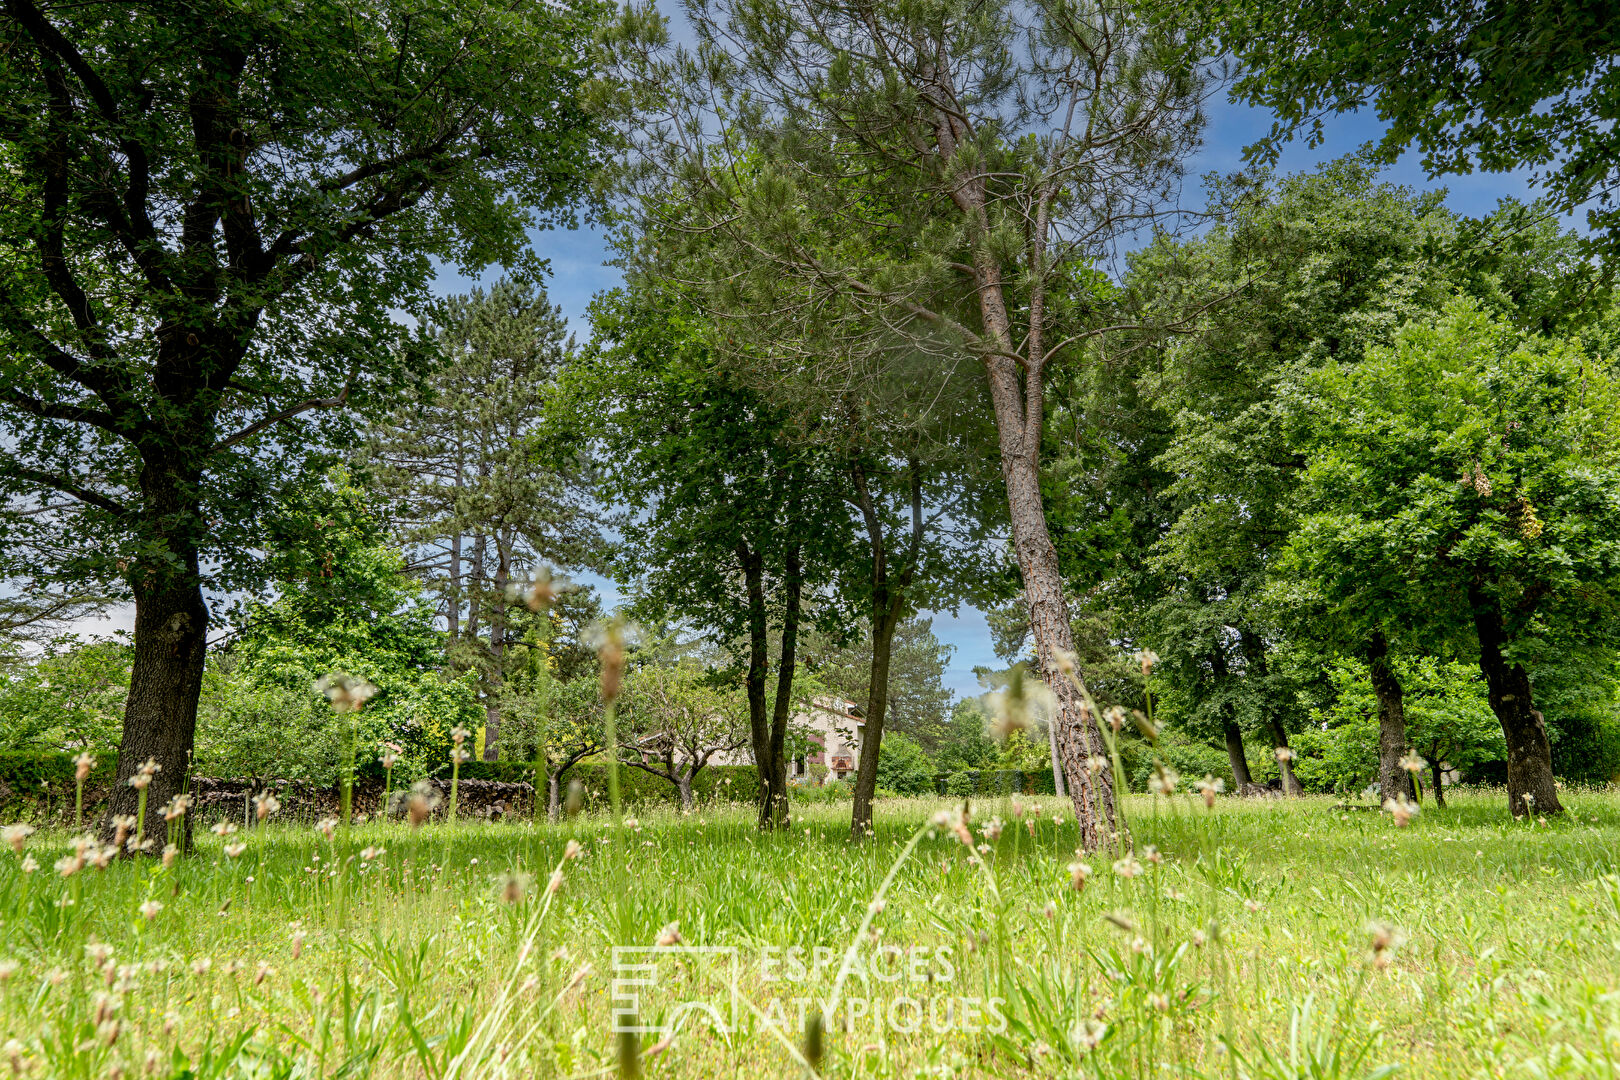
[1430,756,1446,808]
[1223,718,1252,791]
[1366,633,1416,804]
[990,400,1115,848]
[548,769,561,823]
[1239,628,1300,796]
[1048,716,1067,798]
[677,771,695,812]
[108,519,208,851]
[1470,585,1563,816]
[484,533,510,761]
[762,542,801,830]
[1267,717,1302,795]
[851,602,902,837]
[738,543,781,829]
[931,93,1114,845]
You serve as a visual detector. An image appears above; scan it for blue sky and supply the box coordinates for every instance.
[427,83,1555,699]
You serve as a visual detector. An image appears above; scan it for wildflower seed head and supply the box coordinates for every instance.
[315,673,379,714]
[2,824,35,854]
[224,843,246,859]
[1274,746,1296,764]
[1068,861,1093,891]
[655,921,682,947]
[986,665,1054,740]
[407,780,441,827]
[20,855,37,874]
[161,794,191,822]
[1086,755,1109,776]
[1104,706,1127,733]
[450,726,471,745]
[74,752,95,782]
[1112,856,1143,880]
[1148,765,1179,796]
[138,900,162,921]
[1102,910,1136,933]
[564,839,581,861]
[547,869,565,895]
[211,821,237,837]
[111,815,136,845]
[499,872,531,904]
[1133,649,1159,676]
[1382,796,1420,827]
[253,791,280,821]
[315,817,338,840]
[1398,752,1426,774]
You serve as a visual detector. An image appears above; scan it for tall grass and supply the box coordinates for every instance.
[1,790,1618,1078]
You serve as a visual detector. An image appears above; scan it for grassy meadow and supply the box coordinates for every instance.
[2,790,1619,1079]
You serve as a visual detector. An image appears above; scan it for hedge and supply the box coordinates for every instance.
[458,761,761,808]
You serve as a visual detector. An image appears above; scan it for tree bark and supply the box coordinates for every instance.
[762,542,801,830]
[1470,585,1563,816]
[1366,633,1416,804]
[849,458,922,839]
[677,771,694,812]
[994,419,1115,848]
[1239,628,1300,795]
[1430,756,1446,808]
[1210,649,1252,792]
[108,491,208,850]
[1223,718,1252,791]
[851,602,901,837]
[484,531,510,761]
[739,542,788,829]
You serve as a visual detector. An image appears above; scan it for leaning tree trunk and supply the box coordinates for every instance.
[985,358,1115,848]
[1366,633,1416,804]
[1223,717,1252,792]
[108,499,209,851]
[677,771,695,813]
[851,603,902,838]
[1470,586,1563,817]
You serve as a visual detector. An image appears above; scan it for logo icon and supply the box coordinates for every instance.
[611,945,740,1036]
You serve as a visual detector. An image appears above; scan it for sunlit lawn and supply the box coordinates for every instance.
[2,789,1619,1078]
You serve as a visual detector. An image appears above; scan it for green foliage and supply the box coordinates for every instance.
[196,473,481,783]
[1290,658,1505,794]
[1290,299,1620,666]
[1217,0,1620,257]
[874,732,935,795]
[0,0,609,600]
[0,635,131,753]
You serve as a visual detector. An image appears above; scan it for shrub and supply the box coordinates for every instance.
[875,733,935,795]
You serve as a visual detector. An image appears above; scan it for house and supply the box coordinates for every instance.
[704,695,864,782]
[791,696,863,783]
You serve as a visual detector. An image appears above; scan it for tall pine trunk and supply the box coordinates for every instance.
[1366,633,1415,803]
[988,382,1115,848]
[108,475,208,849]
[1470,585,1563,816]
